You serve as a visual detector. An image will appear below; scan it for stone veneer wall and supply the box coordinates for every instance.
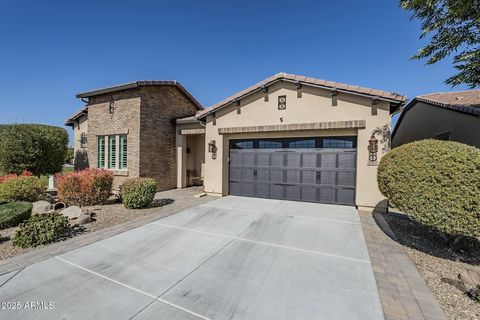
[86,89,142,188]
[139,86,199,191]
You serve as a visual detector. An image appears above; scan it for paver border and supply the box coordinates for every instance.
[359,210,446,320]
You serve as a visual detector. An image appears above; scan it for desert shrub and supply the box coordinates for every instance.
[378,140,480,238]
[12,213,70,248]
[0,202,32,229]
[56,169,113,206]
[0,176,46,202]
[120,178,157,209]
[473,285,480,303]
[0,170,33,184]
[0,124,68,175]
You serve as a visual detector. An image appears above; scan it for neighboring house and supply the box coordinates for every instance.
[392,90,480,148]
[65,81,202,189]
[176,73,405,212]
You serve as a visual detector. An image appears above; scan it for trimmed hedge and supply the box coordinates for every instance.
[56,169,113,206]
[0,176,46,202]
[0,124,69,175]
[0,202,32,230]
[378,140,480,238]
[12,213,70,248]
[120,178,157,209]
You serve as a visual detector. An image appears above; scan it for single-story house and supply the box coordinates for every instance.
[392,90,480,148]
[67,73,406,212]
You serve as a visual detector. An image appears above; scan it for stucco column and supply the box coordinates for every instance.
[176,132,187,188]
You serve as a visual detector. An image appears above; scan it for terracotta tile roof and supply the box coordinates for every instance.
[416,90,480,115]
[391,90,480,140]
[196,72,406,119]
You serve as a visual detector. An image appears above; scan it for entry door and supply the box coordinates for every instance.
[229,147,356,205]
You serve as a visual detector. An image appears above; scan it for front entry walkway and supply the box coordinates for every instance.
[0,196,383,320]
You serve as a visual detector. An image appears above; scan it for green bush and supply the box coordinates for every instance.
[0,202,32,230]
[13,213,70,248]
[0,176,46,202]
[120,178,157,209]
[0,124,69,175]
[378,140,480,238]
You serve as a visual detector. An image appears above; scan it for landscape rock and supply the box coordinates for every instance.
[32,200,52,215]
[458,268,480,291]
[61,206,82,219]
[76,213,93,225]
[40,193,56,204]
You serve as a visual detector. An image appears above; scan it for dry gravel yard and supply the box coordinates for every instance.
[0,186,212,262]
[383,212,480,320]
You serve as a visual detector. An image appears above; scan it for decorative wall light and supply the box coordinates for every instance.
[368,134,379,165]
[208,140,217,159]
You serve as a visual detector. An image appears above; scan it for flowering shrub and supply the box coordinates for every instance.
[0,175,45,202]
[56,169,113,206]
[0,171,33,184]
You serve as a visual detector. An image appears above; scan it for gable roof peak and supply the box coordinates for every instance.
[196,72,406,119]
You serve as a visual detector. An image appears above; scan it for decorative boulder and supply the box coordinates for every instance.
[459,269,480,291]
[75,213,93,225]
[61,206,82,219]
[32,200,52,215]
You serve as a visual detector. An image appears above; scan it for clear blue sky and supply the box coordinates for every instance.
[0,0,468,145]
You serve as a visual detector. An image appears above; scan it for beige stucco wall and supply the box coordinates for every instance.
[392,102,480,148]
[203,81,391,210]
[176,121,206,188]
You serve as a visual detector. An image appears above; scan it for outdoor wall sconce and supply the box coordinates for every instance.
[368,134,379,165]
[208,140,217,159]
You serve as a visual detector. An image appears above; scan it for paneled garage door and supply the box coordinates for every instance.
[229,137,357,205]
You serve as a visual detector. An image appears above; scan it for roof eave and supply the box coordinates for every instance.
[196,77,405,120]
[76,81,203,110]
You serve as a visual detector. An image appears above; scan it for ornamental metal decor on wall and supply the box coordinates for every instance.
[278,95,286,110]
[368,134,379,166]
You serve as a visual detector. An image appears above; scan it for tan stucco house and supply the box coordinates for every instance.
[392,90,480,148]
[176,73,405,212]
[67,73,406,212]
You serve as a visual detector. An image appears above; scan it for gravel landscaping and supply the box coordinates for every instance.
[0,186,212,262]
[383,212,480,320]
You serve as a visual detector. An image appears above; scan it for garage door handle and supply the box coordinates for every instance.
[274,183,295,187]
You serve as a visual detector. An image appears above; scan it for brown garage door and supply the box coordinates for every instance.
[228,137,357,205]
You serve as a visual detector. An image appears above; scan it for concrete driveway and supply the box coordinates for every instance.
[0,196,383,320]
